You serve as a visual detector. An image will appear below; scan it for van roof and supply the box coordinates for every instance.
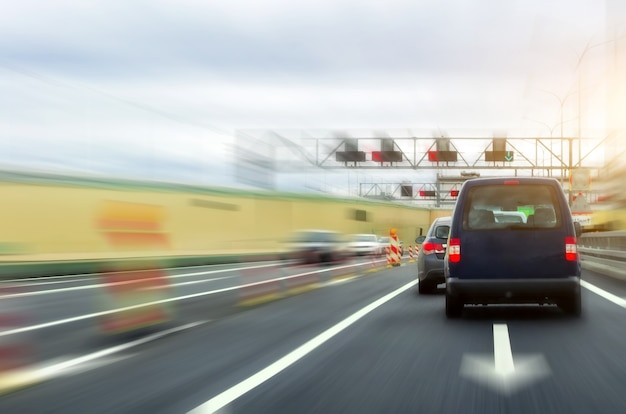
[462,176,561,186]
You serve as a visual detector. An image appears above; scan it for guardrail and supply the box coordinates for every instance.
[579,231,626,280]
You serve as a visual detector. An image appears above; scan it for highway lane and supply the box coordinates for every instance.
[0,261,625,413]
[0,256,400,412]
[0,257,386,376]
[0,259,369,326]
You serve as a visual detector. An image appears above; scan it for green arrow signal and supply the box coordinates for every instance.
[504,151,513,162]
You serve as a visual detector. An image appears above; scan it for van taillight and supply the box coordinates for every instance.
[448,238,461,263]
[565,236,577,261]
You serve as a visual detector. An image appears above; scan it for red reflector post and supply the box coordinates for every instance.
[565,236,577,261]
[448,238,461,263]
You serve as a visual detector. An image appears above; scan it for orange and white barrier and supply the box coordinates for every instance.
[390,228,401,266]
[409,245,414,262]
[0,285,32,377]
[97,201,174,334]
[99,266,174,334]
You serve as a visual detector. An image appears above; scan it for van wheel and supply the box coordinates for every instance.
[446,293,463,318]
[418,280,435,294]
[560,291,581,317]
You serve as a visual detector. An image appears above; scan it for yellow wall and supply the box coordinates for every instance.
[590,208,626,231]
[4,176,624,262]
[0,182,434,260]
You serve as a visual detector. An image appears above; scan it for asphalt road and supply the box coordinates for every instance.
[0,257,625,413]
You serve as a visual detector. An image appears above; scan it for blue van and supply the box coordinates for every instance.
[444,177,582,318]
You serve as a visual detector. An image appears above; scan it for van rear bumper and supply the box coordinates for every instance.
[447,277,580,303]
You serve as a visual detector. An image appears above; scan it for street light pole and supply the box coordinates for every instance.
[568,138,573,205]
[539,89,578,193]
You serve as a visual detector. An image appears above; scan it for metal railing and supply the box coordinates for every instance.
[579,231,626,280]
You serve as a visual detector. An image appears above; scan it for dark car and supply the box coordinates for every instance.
[416,216,451,294]
[444,177,582,318]
[287,229,348,264]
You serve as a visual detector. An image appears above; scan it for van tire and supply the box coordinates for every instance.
[418,280,435,294]
[446,293,463,318]
[560,291,581,317]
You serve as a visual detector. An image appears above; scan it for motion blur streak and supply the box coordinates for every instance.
[36,321,206,380]
[188,279,418,414]
[0,259,378,338]
[0,175,429,275]
[0,284,34,394]
[97,263,176,335]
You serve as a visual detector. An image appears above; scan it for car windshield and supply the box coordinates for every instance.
[463,184,562,230]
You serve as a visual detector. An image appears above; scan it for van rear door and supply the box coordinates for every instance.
[450,181,578,279]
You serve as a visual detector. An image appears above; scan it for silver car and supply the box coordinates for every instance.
[347,234,381,256]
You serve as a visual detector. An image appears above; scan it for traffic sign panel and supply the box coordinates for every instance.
[485,151,514,162]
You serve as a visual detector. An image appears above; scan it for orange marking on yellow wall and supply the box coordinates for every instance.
[97,201,170,249]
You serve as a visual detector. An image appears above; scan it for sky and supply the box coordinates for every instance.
[0,0,620,195]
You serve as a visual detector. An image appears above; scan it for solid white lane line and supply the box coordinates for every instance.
[4,259,381,299]
[493,324,515,375]
[0,287,234,337]
[1,283,111,298]
[143,277,232,290]
[0,263,283,298]
[1,276,234,299]
[7,278,98,287]
[0,260,381,337]
[35,321,207,380]
[166,267,266,280]
[581,280,626,308]
[1,261,286,285]
[188,279,418,414]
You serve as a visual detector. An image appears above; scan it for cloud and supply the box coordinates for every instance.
[0,0,602,79]
[0,0,612,187]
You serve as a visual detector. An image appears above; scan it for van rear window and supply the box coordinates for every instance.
[463,184,562,230]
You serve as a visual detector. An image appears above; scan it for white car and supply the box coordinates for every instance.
[378,236,403,256]
[347,234,381,256]
[377,237,390,255]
